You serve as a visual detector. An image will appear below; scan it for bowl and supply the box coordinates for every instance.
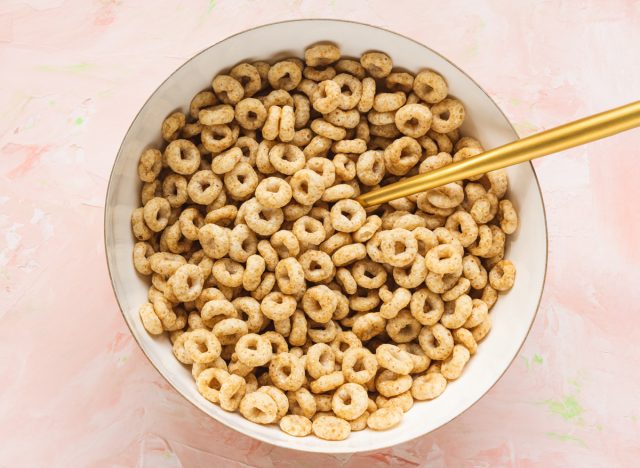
[104,19,548,453]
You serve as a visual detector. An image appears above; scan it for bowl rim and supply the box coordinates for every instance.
[104,18,548,453]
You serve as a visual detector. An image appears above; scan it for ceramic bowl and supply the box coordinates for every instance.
[105,19,547,453]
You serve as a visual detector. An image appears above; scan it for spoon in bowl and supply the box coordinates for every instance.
[355,100,640,207]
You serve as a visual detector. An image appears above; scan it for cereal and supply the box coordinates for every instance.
[132,43,518,441]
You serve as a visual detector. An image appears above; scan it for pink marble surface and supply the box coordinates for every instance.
[1,0,639,466]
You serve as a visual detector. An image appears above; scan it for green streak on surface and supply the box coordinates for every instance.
[545,432,586,447]
[207,0,216,13]
[74,117,84,126]
[533,354,543,365]
[544,395,583,421]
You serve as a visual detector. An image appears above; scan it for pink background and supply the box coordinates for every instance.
[1,0,639,466]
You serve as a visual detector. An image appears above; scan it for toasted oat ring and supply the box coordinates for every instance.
[413,70,448,104]
[375,370,412,398]
[143,197,171,232]
[425,244,463,274]
[161,112,185,142]
[268,60,302,91]
[290,169,325,205]
[332,383,368,420]
[292,216,326,245]
[260,291,296,321]
[269,352,305,391]
[212,75,244,105]
[411,372,447,400]
[275,257,305,295]
[305,43,341,66]
[367,406,403,430]
[333,73,362,110]
[311,80,341,114]
[356,150,385,186]
[164,139,200,175]
[395,103,432,138]
[379,228,418,267]
[312,415,351,441]
[188,170,223,205]
[352,312,386,341]
[137,148,162,182]
[360,51,392,78]
[197,367,229,403]
[230,62,262,97]
[168,264,203,302]
[383,136,421,176]
[298,250,335,283]
[161,174,188,208]
[358,76,376,113]
[351,259,387,289]
[305,343,336,379]
[373,91,406,112]
[201,124,237,153]
[198,223,230,259]
[376,344,414,375]
[239,391,278,424]
[280,415,312,437]
[234,97,267,130]
[244,198,284,236]
[489,259,516,291]
[302,285,337,323]
[419,323,454,360]
[223,162,258,200]
[235,333,273,367]
[185,328,222,364]
[330,199,366,233]
[430,98,465,133]
[268,143,305,175]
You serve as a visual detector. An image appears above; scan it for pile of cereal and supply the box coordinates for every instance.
[131,43,518,441]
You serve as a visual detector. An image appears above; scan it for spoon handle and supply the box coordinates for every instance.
[356,100,640,208]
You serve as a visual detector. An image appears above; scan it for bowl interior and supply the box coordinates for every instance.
[105,19,547,453]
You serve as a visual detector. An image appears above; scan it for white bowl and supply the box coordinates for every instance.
[105,19,547,453]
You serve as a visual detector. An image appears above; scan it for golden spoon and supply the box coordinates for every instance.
[355,100,640,208]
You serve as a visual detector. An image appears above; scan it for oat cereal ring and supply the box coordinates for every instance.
[210,147,240,175]
[441,276,471,302]
[201,298,237,323]
[232,98,266,131]
[289,387,317,418]
[256,386,289,421]
[354,77,375,114]
[256,241,278,273]
[304,64,336,82]
[392,254,427,288]
[328,332,360,365]
[275,257,305,295]
[400,343,431,373]
[188,171,223,206]
[280,415,312,437]
[212,74,244,105]
[228,224,257,262]
[160,174,187,208]
[212,257,244,288]
[312,415,351,441]
[367,406,403,431]
[265,60,301,91]
[360,51,392,78]
[332,138,367,154]
[190,90,218,119]
[373,91,407,113]
[383,136,422,176]
[235,333,273,367]
[303,135,332,159]
[270,230,300,259]
[164,139,200,175]
[204,205,236,227]
[291,216,325,246]
[467,224,493,257]
[425,244,462,275]
[419,323,454,360]
[376,344,414,375]
[320,232,352,256]
[139,302,163,334]
[289,169,325,205]
[324,109,359,129]
[133,242,155,276]
[201,124,237,153]
[137,148,162,183]
[131,207,153,241]
[307,318,339,343]
[283,201,313,222]
[258,105,281,141]
[224,162,258,200]
[298,250,335,283]
[167,264,204,302]
[332,243,367,267]
[352,312,386,341]
[378,228,417,267]
[485,225,506,258]
[278,105,295,142]
[269,352,305,391]
[353,150,384,187]
[184,328,222,364]
[379,287,411,319]
[254,177,292,209]
[413,70,448,104]
[217,373,246,412]
[453,327,478,355]
[305,343,336,379]
[331,58,364,78]
[292,128,313,147]
[330,199,366,233]
[198,223,230,259]
[260,291,296,321]
[386,309,421,343]
[302,285,337,323]
[411,372,447,400]
[309,370,344,394]
[470,193,499,224]
[350,260,386,289]
[430,98,465,133]
[489,259,516,291]
[375,370,412,398]
[197,367,229,403]
[244,198,284,236]
[143,197,171,233]
[395,103,433,138]
[287,309,308,347]
[178,208,204,242]
[309,119,345,141]
[486,169,508,199]
[330,383,368,421]
[229,62,261,97]
[161,111,185,142]
[239,391,278,424]
[267,143,305,176]
[350,216,379,244]
[350,288,380,312]
[440,294,473,329]
[332,153,356,181]
[498,199,518,234]
[311,80,340,114]
[305,43,341,67]
[333,73,363,110]
[335,267,357,295]
[213,317,248,346]
[441,344,470,380]
[197,104,233,127]
[321,184,354,203]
